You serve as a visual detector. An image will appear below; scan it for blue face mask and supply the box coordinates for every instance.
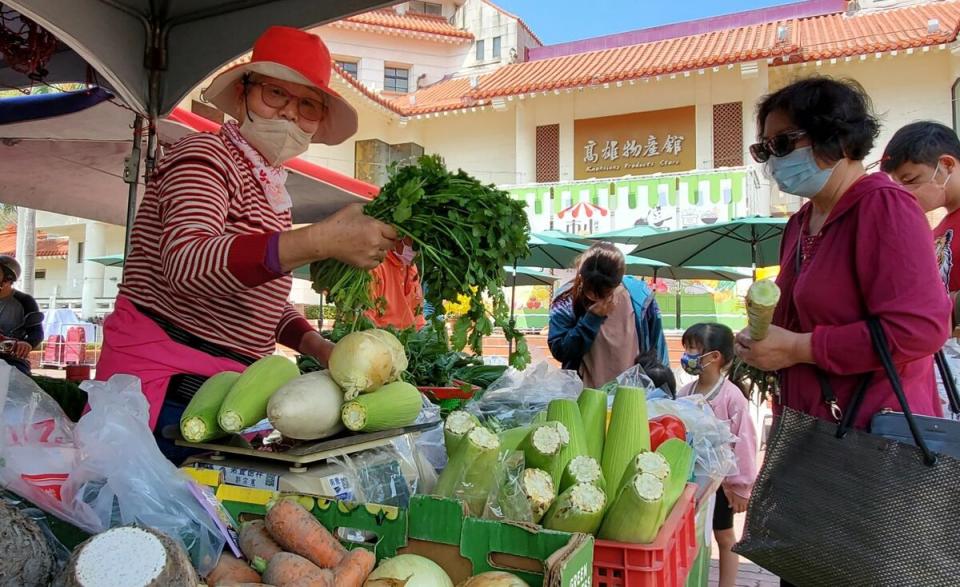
[767,146,836,199]
[680,352,715,376]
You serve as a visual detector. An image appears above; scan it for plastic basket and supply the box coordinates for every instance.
[593,484,699,587]
[418,381,479,416]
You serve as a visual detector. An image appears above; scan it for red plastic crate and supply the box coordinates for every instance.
[593,483,699,587]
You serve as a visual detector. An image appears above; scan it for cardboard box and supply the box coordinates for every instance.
[220,493,593,587]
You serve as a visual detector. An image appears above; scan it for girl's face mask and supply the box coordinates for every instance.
[680,351,717,376]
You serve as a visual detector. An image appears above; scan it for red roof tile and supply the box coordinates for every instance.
[468,20,797,99]
[796,2,960,60]
[0,226,68,259]
[334,1,960,115]
[463,1,960,100]
[333,9,473,41]
[386,76,490,114]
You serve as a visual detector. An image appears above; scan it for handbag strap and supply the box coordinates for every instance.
[934,350,960,415]
[840,319,938,466]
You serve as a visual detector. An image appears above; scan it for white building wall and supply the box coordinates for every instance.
[318,28,471,91]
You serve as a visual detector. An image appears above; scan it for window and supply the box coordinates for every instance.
[493,36,502,59]
[384,67,409,93]
[536,124,560,183]
[713,102,744,168]
[475,39,485,61]
[336,60,358,79]
[77,242,84,264]
[34,269,45,280]
[408,1,442,15]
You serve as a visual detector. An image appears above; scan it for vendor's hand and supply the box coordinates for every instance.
[299,331,334,366]
[723,486,749,514]
[315,204,398,269]
[953,326,960,342]
[589,295,617,317]
[13,341,31,359]
[734,325,812,372]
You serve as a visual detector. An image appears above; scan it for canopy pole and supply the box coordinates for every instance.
[751,238,758,281]
[122,115,144,259]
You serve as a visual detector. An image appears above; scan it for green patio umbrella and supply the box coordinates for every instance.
[625,265,751,330]
[504,267,560,287]
[88,254,125,268]
[627,216,788,278]
[519,233,593,269]
[537,229,597,246]
[589,224,666,245]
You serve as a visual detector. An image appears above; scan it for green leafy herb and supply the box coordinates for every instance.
[311,155,531,368]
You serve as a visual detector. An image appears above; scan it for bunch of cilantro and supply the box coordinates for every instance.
[310,155,532,368]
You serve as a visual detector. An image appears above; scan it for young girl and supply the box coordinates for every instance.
[678,323,757,587]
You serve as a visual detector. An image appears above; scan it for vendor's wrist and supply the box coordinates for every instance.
[791,331,814,365]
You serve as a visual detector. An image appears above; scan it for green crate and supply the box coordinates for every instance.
[221,493,593,586]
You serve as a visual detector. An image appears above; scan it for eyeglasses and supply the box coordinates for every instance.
[244,80,327,122]
[749,130,808,163]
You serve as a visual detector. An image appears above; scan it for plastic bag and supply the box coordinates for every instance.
[412,394,446,475]
[483,450,534,523]
[330,433,430,508]
[0,372,225,575]
[647,394,739,487]
[465,361,582,431]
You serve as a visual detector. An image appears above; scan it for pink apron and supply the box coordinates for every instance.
[95,296,248,429]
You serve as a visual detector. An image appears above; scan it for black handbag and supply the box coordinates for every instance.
[870,350,960,457]
[733,319,960,586]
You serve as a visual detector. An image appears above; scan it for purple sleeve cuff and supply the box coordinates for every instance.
[265,232,284,275]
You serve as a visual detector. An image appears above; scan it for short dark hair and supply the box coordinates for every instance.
[682,322,735,367]
[756,76,880,163]
[636,349,676,398]
[881,121,960,173]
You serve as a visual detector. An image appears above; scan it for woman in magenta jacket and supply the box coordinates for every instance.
[736,77,950,432]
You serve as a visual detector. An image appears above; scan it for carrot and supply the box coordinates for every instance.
[262,552,333,587]
[206,552,262,586]
[265,499,346,568]
[333,548,376,587]
[240,520,284,567]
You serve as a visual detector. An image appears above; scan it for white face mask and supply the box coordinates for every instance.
[238,113,312,166]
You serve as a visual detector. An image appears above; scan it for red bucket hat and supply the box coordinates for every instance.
[203,26,358,146]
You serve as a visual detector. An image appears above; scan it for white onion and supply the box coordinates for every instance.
[329,329,408,400]
[363,554,454,587]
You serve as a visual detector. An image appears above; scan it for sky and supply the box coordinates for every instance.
[495,0,802,45]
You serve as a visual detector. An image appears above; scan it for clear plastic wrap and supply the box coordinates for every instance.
[464,361,582,431]
[329,433,431,508]
[647,394,739,489]
[0,370,225,576]
[412,394,446,475]
[482,451,534,523]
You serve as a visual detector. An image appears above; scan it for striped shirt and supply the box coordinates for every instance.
[119,129,314,359]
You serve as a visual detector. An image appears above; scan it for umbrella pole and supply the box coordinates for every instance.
[676,279,682,331]
[122,115,145,259]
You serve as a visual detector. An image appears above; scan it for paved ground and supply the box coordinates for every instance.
[706,512,779,587]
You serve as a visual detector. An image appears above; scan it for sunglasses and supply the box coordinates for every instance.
[245,79,327,122]
[749,130,808,163]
